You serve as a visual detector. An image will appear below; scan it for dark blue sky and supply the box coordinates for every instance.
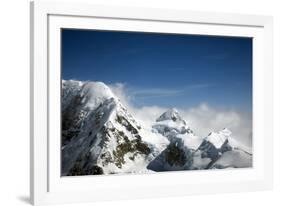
[62,29,252,112]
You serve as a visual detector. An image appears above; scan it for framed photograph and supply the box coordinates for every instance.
[30,0,273,205]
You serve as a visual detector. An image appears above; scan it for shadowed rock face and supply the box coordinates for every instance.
[198,139,233,169]
[61,94,85,146]
[199,139,232,161]
[147,139,193,171]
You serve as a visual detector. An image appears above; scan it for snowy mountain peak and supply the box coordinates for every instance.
[220,128,232,136]
[156,108,184,123]
[205,128,232,149]
[153,108,192,137]
[80,81,116,110]
[62,79,117,111]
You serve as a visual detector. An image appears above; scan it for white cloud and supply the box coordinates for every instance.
[130,88,182,98]
[127,84,213,99]
[109,83,252,147]
[179,104,252,147]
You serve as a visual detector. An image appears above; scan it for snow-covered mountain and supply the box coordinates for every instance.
[62,80,160,175]
[148,109,204,171]
[62,79,252,176]
[149,109,252,171]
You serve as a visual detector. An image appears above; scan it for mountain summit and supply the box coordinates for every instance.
[156,108,183,122]
[153,108,192,138]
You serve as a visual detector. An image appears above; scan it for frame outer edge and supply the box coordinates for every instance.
[31,0,49,205]
[30,0,274,204]
[40,0,269,27]
[264,16,274,190]
[30,1,34,205]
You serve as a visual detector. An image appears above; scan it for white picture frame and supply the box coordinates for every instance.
[30,0,273,205]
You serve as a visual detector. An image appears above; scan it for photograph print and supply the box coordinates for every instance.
[61,29,253,176]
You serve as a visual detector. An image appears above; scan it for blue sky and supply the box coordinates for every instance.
[62,29,252,112]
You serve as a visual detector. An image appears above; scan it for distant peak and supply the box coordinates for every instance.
[219,128,232,136]
[205,128,232,149]
[169,108,179,114]
[156,108,183,122]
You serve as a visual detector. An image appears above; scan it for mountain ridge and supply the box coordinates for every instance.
[62,79,252,175]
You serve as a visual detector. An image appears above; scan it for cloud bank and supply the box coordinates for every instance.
[109,83,252,147]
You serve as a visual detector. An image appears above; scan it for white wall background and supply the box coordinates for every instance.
[0,0,280,205]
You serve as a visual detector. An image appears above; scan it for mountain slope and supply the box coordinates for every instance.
[62,80,155,175]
